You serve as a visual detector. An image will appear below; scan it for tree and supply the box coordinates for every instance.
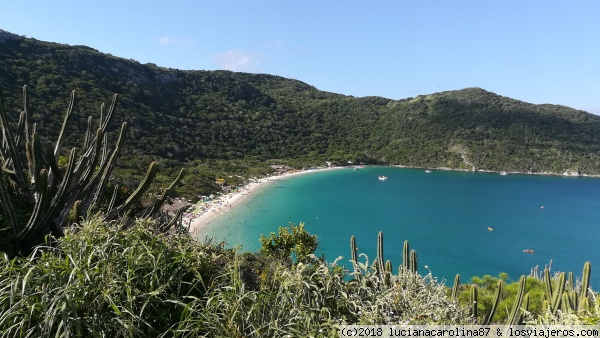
[259,222,318,263]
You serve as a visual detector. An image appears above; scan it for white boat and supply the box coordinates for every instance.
[378,175,388,181]
[425,170,432,173]
[499,171,508,176]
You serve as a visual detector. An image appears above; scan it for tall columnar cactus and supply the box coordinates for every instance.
[377,231,386,286]
[402,240,410,272]
[543,267,552,301]
[451,274,460,300]
[483,279,504,325]
[0,86,182,253]
[470,284,478,318]
[350,235,358,274]
[507,275,527,325]
[551,272,566,315]
[567,271,574,291]
[409,249,418,273]
[579,262,591,309]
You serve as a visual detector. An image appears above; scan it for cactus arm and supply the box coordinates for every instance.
[22,85,31,146]
[30,132,44,192]
[17,169,51,240]
[76,129,103,188]
[88,122,127,212]
[410,249,418,273]
[14,111,25,149]
[451,274,460,300]
[160,207,185,233]
[470,284,478,320]
[107,185,119,213]
[0,87,29,193]
[483,279,503,325]
[82,116,93,150]
[41,148,78,237]
[377,231,385,284]
[543,267,552,301]
[145,168,184,217]
[550,272,566,315]
[100,94,118,133]
[350,235,360,280]
[507,275,526,325]
[45,141,63,183]
[0,167,20,234]
[106,161,158,220]
[579,262,591,308]
[53,90,76,158]
[402,240,409,272]
[567,271,574,291]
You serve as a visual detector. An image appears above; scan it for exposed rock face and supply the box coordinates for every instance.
[0,30,21,42]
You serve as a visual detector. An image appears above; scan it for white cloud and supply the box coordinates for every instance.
[157,35,194,47]
[212,49,262,72]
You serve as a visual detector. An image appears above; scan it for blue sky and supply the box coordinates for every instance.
[2,1,599,114]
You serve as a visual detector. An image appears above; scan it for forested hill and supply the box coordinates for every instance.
[2,30,600,175]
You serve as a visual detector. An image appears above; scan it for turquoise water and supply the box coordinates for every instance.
[199,166,600,289]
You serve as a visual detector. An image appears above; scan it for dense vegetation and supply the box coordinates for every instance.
[2,29,600,198]
[1,29,600,336]
[1,221,597,337]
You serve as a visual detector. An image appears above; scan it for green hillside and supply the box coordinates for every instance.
[2,29,600,179]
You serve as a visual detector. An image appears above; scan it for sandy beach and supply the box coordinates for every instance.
[187,166,344,238]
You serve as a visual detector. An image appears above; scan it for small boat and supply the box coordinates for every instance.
[378,175,388,181]
[425,170,432,173]
[499,171,508,176]
[523,249,534,254]
[487,227,494,231]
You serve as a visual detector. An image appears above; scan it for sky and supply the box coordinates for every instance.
[2,1,599,114]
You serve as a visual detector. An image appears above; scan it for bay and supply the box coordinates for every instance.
[198,166,600,289]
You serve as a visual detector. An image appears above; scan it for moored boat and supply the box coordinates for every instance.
[378,175,388,181]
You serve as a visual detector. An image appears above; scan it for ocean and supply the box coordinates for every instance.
[198,166,600,289]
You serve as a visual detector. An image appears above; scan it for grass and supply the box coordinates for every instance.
[0,217,598,337]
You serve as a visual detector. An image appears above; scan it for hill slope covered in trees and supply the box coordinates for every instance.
[2,29,600,178]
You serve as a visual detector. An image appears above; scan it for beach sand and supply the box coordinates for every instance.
[187,167,344,238]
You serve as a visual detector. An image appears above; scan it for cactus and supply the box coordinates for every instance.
[384,259,392,286]
[483,279,503,325]
[470,284,478,319]
[507,275,527,325]
[402,240,409,272]
[551,272,566,315]
[0,86,182,253]
[410,249,418,273]
[567,271,574,291]
[350,235,360,279]
[543,267,552,300]
[579,262,591,309]
[377,231,386,285]
[451,274,460,300]
[523,292,531,312]
[562,292,574,313]
[569,290,578,311]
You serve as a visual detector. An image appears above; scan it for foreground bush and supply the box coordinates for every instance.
[1,218,598,337]
[0,217,229,337]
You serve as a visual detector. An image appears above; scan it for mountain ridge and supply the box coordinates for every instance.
[2,29,600,178]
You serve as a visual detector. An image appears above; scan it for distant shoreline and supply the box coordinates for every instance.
[187,163,598,239]
[187,166,346,238]
[392,164,600,178]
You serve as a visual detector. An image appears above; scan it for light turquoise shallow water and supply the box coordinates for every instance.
[199,166,600,289]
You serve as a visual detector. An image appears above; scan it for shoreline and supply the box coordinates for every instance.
[187,166,345,238]
[186,163,598,238]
